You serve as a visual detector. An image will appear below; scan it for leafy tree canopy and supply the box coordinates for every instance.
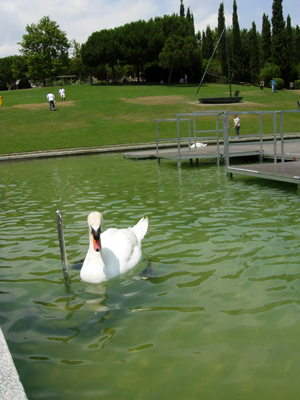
[19,16,70,85]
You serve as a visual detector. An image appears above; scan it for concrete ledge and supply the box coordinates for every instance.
[0,328,27,400]
[0,135,299,163]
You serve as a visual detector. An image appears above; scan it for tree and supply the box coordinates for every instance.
[232,0,242,82]
[70,40,84,82]
[271,0,290,84]
[294,25,300,66]
[159,35,201,84]
[180,0,185,17]
[202,26,214,60]
[19,16,70,86]
[122,21,151,83]
[82,28,123,83]
[249,22,260,84]
[0,57,14,89]
[217,3,227,77]
[286,15,293,63]
[271,0,285,65]
[240,28,251,82]
[11,56,29,88]
[261,13,272,66]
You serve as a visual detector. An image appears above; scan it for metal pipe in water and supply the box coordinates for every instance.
[56,210,69,285]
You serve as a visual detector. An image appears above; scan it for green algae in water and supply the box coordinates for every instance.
[1,154,300,399]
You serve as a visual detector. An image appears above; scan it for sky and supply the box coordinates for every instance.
[1,0,300,58]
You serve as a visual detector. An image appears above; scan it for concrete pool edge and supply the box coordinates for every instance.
[0,328,28,399]
[1,134,300,162]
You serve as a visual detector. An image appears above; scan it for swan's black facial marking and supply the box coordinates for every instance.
[92,227,101,252]
[92,227,101,240]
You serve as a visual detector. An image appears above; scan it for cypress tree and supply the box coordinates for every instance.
[206,26,214,58]
[202,31,208,59]
[271,0,290,84]
[294,25,300,65]
[250,21,260,84]
[180,0,185,17]
[186,7,195,35]
[218,2,227,77]
[261,13,272,65]
[232,0,242,82]
[286,15,293,63]
[271,0,285,66]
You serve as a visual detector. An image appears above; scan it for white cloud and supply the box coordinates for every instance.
[0,0,299,58]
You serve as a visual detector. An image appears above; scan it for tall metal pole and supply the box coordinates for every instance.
[56,210,69,285]
[196,27,226,95]
[225,28,232,97]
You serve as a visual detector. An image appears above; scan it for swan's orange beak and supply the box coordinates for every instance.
[92,228,101,252]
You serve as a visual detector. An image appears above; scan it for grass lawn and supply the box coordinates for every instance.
[0,83,300,155]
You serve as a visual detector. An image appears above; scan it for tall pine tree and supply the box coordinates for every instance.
[180,0,185,17]
[271,0,285,65]
[271,0,290,84]
[286,15,293,63]
[294,25,300,65]
[261,13,272,66]
[249,22,260,84]
[218,2,227,77]
[232,0,242,82]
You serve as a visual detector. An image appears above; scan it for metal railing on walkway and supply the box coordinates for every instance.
[154,109,300,167]
[155,111,226,166]
[222,110,300,167]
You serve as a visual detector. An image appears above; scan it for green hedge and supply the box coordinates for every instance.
[294,80,300,89]
[275,77,285,90]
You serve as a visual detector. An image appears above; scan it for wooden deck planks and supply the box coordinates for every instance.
[226,161,300,185]
[123,140,300,186]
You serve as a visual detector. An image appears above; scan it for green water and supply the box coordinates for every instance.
[1,154,300,400]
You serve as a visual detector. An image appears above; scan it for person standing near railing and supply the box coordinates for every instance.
[233,114,240,137]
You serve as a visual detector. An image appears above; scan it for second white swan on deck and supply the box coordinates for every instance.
[80,212,148,284]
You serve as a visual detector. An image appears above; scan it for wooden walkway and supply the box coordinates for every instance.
[123,140,300,162]
[226,161,300,185]
[123,139,300,186]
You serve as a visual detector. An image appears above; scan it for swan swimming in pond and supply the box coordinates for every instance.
[80,212,149,284]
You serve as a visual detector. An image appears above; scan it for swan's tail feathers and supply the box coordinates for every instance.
[132,217,149,242]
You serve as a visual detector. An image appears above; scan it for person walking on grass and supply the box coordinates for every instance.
[47,92,56,111]
[271,78,277,93]
[260,78,264,91]
[233,114,240,137]
[59,87,66,101]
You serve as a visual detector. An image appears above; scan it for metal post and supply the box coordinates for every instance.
[177,116,181,167]
[155,121,159,154]
[223,112,230,167]
[273,112,277,163]
[193,114,197,148]
[56,210,69,285]
[259,113,263,162]
[280,112,284,163]
[216,114,220,165]
[188,119,192,149]
[225,29,232,97]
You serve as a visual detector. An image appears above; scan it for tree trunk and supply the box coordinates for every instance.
[167,68,173,85]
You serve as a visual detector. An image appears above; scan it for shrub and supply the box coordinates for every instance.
[260,63,281,87]
[275,77,285,90]
[294,80,300,89]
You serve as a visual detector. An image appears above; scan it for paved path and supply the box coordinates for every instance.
[0,328,27,400]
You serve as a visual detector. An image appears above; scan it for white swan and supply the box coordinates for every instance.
[190,142,207,149]
[80,212,149,284]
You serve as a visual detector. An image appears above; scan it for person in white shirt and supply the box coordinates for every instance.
[59,87,66,101]
[233,114,240,137]
[47,92,56,111]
